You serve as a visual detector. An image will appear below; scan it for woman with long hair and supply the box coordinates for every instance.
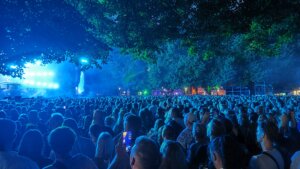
[94,132,114,169]
[18,129,52,168]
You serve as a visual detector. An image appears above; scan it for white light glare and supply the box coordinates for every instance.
[80,58,89,64]
[24,71,54,77]
[48,72,54,76]
[22,80,59,90]
[35,60,42,65]
[10,65,17,69]
[53,84,59,89]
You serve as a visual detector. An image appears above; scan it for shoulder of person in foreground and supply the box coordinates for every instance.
[249,155,262,169]
[291,151,300,169]
[42,165,56,169]
[70,154,98,169]
[249,153,282,169]
[2,152,40,169]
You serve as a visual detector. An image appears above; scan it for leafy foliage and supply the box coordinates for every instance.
[0,0,110,77]
[66,0,300,59]
[148,41,206,89]
[1,0,300,88]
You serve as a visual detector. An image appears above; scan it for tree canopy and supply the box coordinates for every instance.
[67,0,300,59]
[0,0,109,77]
[1,0,300,89]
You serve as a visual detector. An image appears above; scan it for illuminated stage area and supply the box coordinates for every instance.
[22,61,59,90]
[0,60,79,98]
[0,56,126,98]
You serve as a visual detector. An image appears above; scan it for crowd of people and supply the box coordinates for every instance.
[0,95,300,169]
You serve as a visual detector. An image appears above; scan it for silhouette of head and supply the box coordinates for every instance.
[48,127,76,156]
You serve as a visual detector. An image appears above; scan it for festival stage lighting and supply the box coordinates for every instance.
[26,72,33,76]
[10,65,17,69]
[35,60,42,65]
[80,58,89,64]
[47,84,53,88]
[20,60,62,91]
[22,71,59,90]
[23,82,59,90]
[48,72,54,76]
[25,71,54,77]
[184,87,188,91]
[24,63,30,68]
[53,84,59,89]
[143,90,149,95]
[77,71,85,94]
[28,81,35,85]
[23,80,29,84]
[24,60,42,68]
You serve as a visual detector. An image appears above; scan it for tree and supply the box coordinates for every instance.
[0,0,110,77]
[66,0,300,60]
[2,0,300,89]
[148,41,206,89]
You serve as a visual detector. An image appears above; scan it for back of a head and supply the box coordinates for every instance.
[160,140,188,169]
[49,113,64,129]
[154,119,164,130]
[104,116,115,127]
[93,109,104,126]
[167,120,183,138]
[223,118,233,135]
[124,114,142,132]
[39,110,50,122]
[184,112,196,128]
[28,110,39,124]
[19,129,43,157]
[131,136,161,169]
[9,109,19,121]
[209,135,244,169]
[48,126,76,156]
[0,110,7,118]
[89,124,102,139]
[258,120,279,144]
[63,118,79,133]
[171,107,182,118]
[0,118,16,150]
[193,122,207,141]
[162,125,176,141]
[95,132,113,159]
[139,108,154,131]
[207,119,226,140]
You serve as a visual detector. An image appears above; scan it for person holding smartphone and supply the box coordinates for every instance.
[108,114,143,169]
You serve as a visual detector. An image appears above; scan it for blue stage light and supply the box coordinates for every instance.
[80,58,89,64]
[10,65,17,69]
[53,83,59,89]
[77,71,85,94]
[47,84,53,88]
[23,80,29,84]
[48,72,54,76]
[21,61,60,90]
[28,81,35,85]
[35,60,42,65]
[42,82,48,87]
